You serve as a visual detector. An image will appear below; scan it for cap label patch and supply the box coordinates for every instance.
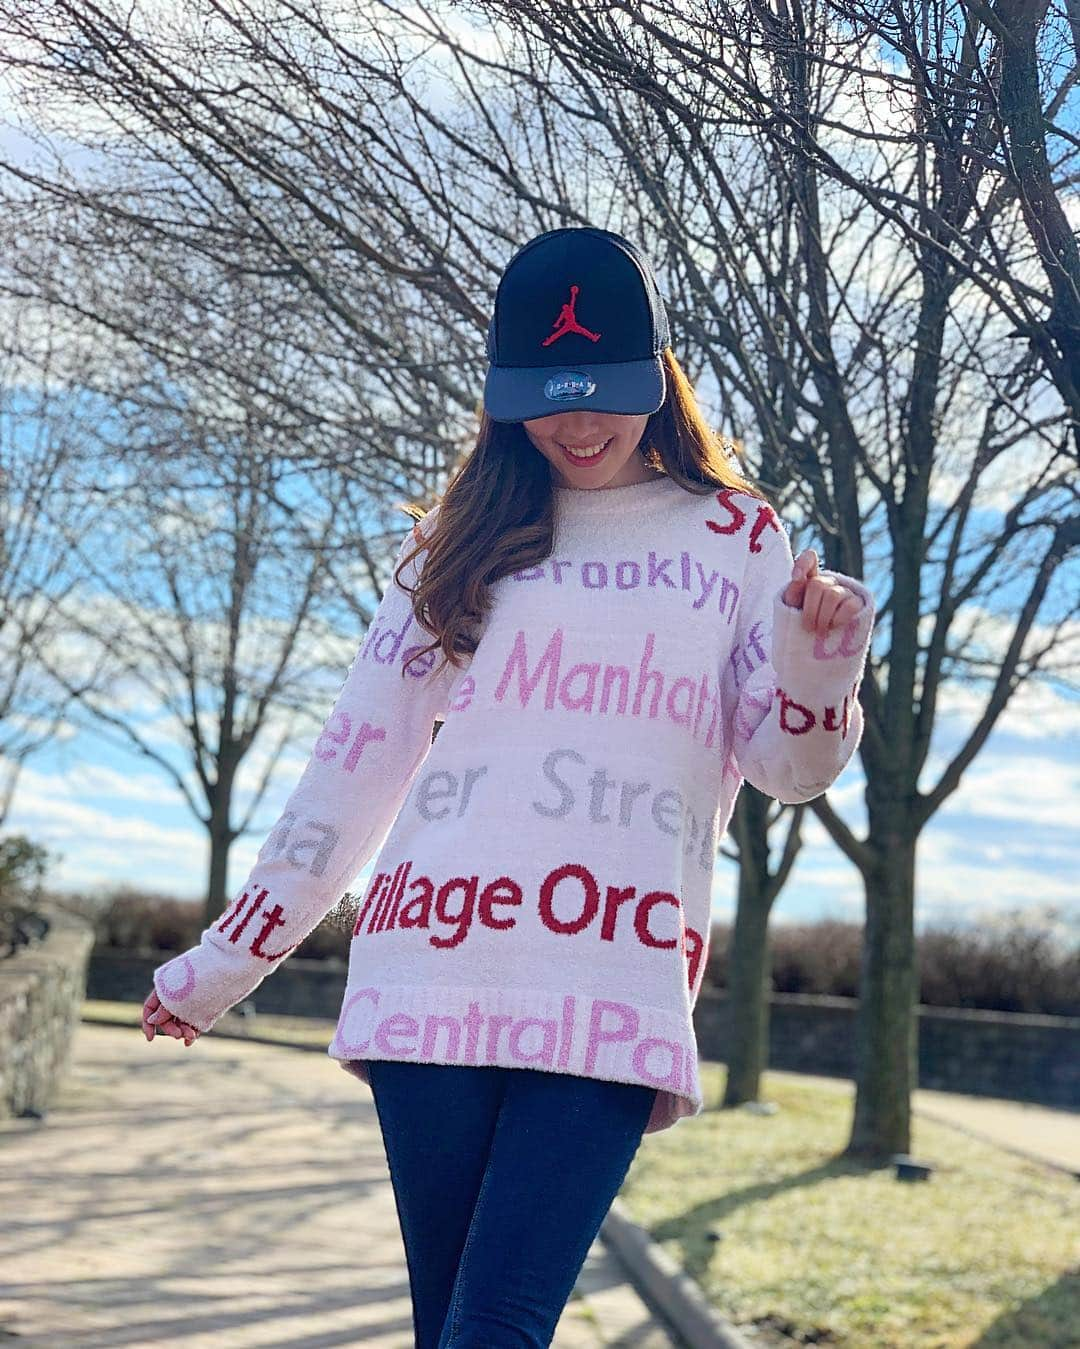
[544,370,597,402]
[541,284,601,346]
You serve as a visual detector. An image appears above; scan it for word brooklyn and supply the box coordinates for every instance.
[509,550,740,619]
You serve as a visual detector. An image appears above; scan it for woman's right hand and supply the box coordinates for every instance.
[142,988,201,1046]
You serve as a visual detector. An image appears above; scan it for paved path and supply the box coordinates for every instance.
[910,1085,1079,1174]
[767,1069,1080,1175]
[0,1022,679,1347]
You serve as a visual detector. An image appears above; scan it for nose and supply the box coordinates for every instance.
[551,416,610,441]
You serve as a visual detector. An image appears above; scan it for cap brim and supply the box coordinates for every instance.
[484,356,666,423]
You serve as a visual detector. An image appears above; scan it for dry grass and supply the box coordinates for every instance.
[623,1062,1079,1347]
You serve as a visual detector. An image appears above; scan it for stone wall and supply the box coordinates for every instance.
[693,990,1080,1109]
[90,948,348,1021]
[0,906,95,1119]
[88,953,1080,1109]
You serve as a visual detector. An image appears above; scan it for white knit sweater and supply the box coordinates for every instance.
[154,474,875,1133]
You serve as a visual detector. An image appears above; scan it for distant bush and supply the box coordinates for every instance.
[917,920,1078,1016]
[704,915,1078,1016]
[46,884,205,954]
[45,882,1079,1016]
[0,833,55,902]
[42,883,350,961]
[770,918,864,999]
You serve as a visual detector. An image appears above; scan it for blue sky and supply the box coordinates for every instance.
[1,17,1077,950]
[7,575,1077,947]
[5,388,1074,948]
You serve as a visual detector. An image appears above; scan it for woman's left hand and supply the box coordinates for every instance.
[783,549,866,638]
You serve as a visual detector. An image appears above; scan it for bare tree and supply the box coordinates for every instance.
[25,363,433,930]
[453,0,1080,1158]
[0,307,112,827]
[1,0,1076,1162]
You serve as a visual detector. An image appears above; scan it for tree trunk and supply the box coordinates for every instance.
[722,878,774,1106]
[203,805,233,932]
[846,829,917,1160]
[995,0,1080,460]
[203,752,240,931]
[722,784,784,1107]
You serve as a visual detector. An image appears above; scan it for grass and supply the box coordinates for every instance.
[622,1061,1079,1348]
[85,1000,1078,1346]
[83,997,338,1048]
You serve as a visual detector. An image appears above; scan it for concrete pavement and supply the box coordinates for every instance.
[0,1021,680,1348]
[765,1068,1080,1176]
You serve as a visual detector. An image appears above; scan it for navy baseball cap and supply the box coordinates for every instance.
[483,227,671,423]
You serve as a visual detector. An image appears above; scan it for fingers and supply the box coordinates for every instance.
[783,550,866,638]
[143,998,160,1041]
[801,574,834,634]
[143,997,200,1045]
[784,548,818,608]
[155,1018,199,1045]
[802,579,865,637]
[795,548,818,578]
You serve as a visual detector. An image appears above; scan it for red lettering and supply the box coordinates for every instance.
[683,926,705,993]
[705,491,783,555]
[705,488,747,536]
[538,863,600,934]
[430,875,480,949]
[217,887,266,942]
[634,891,680,950]
[341,857,706,992]
[748,505,782,552]
[478,876,523,928]
[824,687,855,738]
[600,884,636,940]
[214,888,251,936]
[249,901,288,957]
[778,688,816,735]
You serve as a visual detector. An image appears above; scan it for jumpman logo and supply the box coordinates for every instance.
[541,284,601,346]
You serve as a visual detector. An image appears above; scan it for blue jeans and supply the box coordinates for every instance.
[365,1058,658,1348]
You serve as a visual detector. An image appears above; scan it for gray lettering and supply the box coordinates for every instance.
[533,748,584,818]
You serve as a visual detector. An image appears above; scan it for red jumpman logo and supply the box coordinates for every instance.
[541,284,602,346]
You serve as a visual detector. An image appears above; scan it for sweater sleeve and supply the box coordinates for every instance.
[152,513,454,1032]
[723,526,875,805]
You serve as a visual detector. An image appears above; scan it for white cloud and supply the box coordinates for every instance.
[11,764,197,847]
[931,753,1077,831]
[932,679,1080,743]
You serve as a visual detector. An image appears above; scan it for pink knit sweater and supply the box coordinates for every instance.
[154,475,875,1133]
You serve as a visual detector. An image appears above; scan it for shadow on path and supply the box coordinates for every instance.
[0,1021,648,1346]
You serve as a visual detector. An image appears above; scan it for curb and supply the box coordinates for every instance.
[601,1199,752,1349]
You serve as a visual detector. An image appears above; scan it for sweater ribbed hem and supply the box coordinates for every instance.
[326,980,703,1135]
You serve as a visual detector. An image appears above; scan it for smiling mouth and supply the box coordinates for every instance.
[558,436,613,464]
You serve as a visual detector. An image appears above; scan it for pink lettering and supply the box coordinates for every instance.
[330,990,695,1098]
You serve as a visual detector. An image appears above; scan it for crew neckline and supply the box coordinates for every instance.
[553,473,678,515]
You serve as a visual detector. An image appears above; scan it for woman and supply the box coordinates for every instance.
[144,226,875,1347]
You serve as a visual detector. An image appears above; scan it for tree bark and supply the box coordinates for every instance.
[205,805,233,931]
[847,823,918,1160]
[722,786,800,1106]
[722,870,775,1107]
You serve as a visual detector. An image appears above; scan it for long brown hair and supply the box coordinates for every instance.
[394,346,774,679]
